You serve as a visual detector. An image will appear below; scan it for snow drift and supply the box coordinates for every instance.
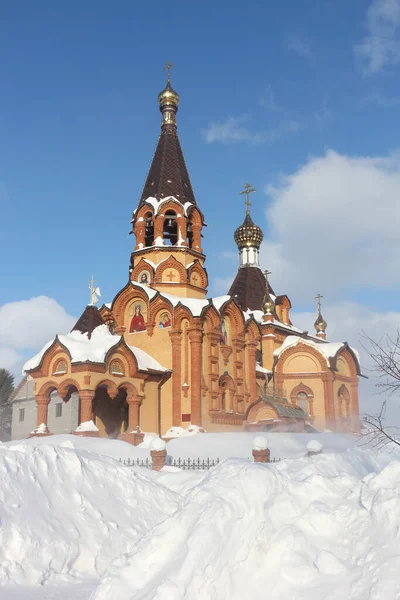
[92,450,400,600]
[0,443,178,586]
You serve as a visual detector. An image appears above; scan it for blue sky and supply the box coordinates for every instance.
[1,0,400,409]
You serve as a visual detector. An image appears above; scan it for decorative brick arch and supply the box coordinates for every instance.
[58,378,81,401]
[130,258,155,285]
[220,300,246,338]
[187,206,203,226]
[37,381,59,401]
[200,303,218,327]
[105,343,140,378]
[173,305,194,329]
[156,198,183,216]
[334,347,359,379]
[275,341,328,376]
[112,284,150,327]
[188,260,208,289]
[156,255,187,284]
[245,318,261,343]
[33,343,71,377]
[117,381,139,396]
[137,204,155,221]
[245,398,279,423]
[95,379,119,399]
[148,295,174,325]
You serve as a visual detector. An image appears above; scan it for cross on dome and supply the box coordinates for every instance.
[164,61,174,83]
[239,182,256,214]
[315,293,323,313]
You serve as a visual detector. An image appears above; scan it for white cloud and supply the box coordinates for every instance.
[0,297,76,378]
[292,301,400,422]
[203,117,302,145]
[260,149,400,301]
[355,0,400,73]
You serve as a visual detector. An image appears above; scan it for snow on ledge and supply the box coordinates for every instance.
[75,420,99,433]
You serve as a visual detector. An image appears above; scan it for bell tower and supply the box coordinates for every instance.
[130,64,207,298]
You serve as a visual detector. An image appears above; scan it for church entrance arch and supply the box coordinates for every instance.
[92,386,128,439]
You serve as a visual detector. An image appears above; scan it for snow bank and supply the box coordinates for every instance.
[166,431,357,460]
[0,443,178,586]
[164,424,205,438]
[92,449,400,600]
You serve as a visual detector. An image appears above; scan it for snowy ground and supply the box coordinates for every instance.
[1,433,399,599]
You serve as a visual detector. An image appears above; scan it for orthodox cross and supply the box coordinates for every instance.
[164,61,174,83]
[192,273,199,285]
[264,269,271,284]
[315,293,323,313]
[89,275,101,306]
[239,182,256,214]
[167,270,176,282]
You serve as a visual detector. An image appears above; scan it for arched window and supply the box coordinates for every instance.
[297,391,308,413]
[144,212,154,247]
[163,210,178,245]
[338,385,350,418]
[221,384,227,411]
[187,221,193,248]
[53,359,67,375]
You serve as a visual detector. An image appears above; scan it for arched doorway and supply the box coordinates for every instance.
[92,386,129,439]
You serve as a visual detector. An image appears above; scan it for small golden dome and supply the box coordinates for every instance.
[234,213,264,249]
[314,311,327,333]
[158,81,180,110]
[263,295,275,314]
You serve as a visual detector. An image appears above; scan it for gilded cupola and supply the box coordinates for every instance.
[314,293,327,339]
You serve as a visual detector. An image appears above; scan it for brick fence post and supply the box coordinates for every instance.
[252,436,270,463]
[306,440,323,457]
[150,438,167,471]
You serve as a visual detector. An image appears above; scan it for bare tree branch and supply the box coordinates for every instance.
[360,401,400,451]
[361,328,400,396]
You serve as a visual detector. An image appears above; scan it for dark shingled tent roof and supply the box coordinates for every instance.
[135,127,197,217]
[71,305,105,340]
[228,266,274,312]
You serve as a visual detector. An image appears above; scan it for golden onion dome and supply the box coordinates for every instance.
[263,295,275,315]
[314,311,327,333]
[158,81,180,110]
[234,213,264,249]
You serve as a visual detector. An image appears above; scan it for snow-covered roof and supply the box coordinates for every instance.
[211,296,231,312]
[157,291,210,316]
[256,364,272,375]
[126,345,169,372]
[23,325,168,374]
[273,335,361,373]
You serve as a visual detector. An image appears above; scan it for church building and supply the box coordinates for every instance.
[13,69,362,442]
